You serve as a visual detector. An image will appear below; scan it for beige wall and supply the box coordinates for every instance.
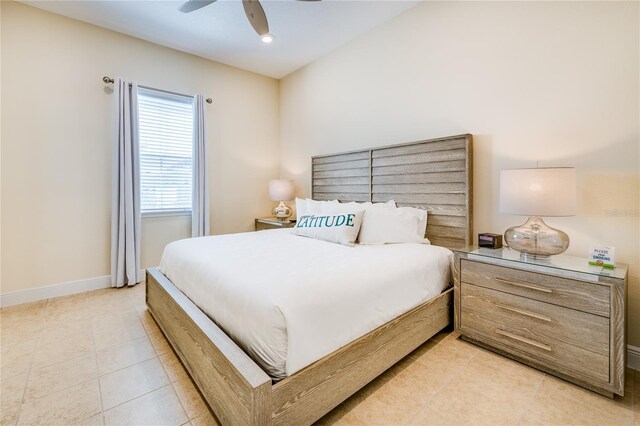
[1,2,279,293]
[279,2,640,345]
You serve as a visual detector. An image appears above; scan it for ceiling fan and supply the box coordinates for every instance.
[179,0,320,43]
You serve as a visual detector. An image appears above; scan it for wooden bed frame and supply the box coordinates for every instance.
[146,134,473,425]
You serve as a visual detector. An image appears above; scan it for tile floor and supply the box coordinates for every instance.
[1,283,638,426]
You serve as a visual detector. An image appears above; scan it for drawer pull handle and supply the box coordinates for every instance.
[494,277,552,294]
[495,303,552,322]
[496,329,552,351]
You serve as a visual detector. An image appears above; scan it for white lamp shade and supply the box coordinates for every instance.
[499,168,576,217]
[268,179,295,201]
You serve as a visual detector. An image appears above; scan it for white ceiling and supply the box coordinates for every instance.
[23,0,419,79]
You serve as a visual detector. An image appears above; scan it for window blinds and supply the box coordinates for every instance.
[138,88,194,213]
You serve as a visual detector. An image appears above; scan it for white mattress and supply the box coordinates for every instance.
[159,229,453,379]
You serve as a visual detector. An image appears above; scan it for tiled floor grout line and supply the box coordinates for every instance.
[17,377,100,416]
[15,316,100,424]
[94,341,155,376]
[150,314,203,423]
[89,315,106,426]
[83,294,181,418]
[81,295,163,422]
[157,342,192,421]
[12,299,50,426]
[93,311,170,419]
[101,382,175,416]
[169,380,192,422]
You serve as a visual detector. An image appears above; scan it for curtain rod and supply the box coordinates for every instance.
[102,76,212,104]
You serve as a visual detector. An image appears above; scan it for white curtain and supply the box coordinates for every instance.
[111,77,142,287]
[192,94,210,237]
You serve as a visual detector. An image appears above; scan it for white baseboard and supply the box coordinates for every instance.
[1,275,111,307]
[628,345,640,371]
[0,269,146,308]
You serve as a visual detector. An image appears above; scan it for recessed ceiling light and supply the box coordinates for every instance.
[261,33,274,44]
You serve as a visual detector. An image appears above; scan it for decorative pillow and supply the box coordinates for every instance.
[295,198,339,219]
[358,206,429,245]
[292,207,365,246]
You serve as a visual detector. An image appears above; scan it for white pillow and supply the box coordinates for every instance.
[295,198,339,219]
[292,205,365,246]
[358,206,429,245]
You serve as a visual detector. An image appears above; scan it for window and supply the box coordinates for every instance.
[138,88,194,214]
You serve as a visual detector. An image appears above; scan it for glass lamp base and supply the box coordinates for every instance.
[504,216,570,258]
[272,201,292,221]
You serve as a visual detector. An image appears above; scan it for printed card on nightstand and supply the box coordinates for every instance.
[588,245,615,268]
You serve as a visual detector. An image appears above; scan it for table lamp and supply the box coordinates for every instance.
[269,179,295,221]
[499,167,576,258]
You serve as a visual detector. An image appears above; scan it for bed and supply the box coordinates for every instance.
[159,229,454,380]
[146,134,473,425]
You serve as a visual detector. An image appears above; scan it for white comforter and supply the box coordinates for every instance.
[159,229,453,379]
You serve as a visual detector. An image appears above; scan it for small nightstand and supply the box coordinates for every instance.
[255,217,296,231]
[453,246,627,398]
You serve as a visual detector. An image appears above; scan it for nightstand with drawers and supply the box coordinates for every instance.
[255,217,296,231]
[453,247,628,397]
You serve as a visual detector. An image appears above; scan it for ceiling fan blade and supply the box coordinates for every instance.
[179,0,217,13]
[242,0,269,36]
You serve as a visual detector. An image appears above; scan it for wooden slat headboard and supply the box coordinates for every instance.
[311,134,473,250]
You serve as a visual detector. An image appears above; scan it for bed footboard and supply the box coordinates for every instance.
[147,267,452,426]
[146,268,272,426]
[271,288,452,425]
